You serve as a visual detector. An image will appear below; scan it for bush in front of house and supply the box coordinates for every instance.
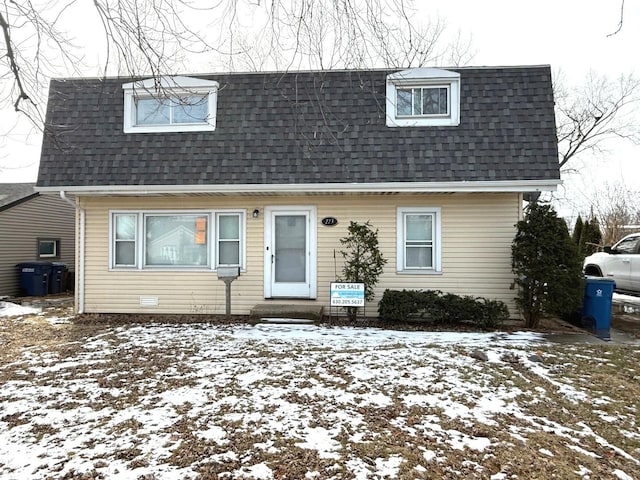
[339,221,387,321]
[378,289,509,329]
[512,202,584,328]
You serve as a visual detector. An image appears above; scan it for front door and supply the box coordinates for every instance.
[264,206,316,298]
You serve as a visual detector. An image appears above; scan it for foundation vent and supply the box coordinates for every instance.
[139,296,159,307]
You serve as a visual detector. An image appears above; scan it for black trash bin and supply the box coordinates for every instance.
[49,262,68,294]
[16,262,52,296]
[581,276,616,340]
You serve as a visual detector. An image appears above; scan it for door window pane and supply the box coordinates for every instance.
[275,215,306,282]
[145,215,208,266]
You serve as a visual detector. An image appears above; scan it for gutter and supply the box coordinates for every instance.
[60,191,85,314]
[38,179,562,196]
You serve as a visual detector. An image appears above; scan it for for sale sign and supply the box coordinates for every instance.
[330,282,365,307]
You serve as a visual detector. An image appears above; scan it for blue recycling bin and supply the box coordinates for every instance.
[16,262,52,296]
[581,276,616,340]
[49,262,68,294]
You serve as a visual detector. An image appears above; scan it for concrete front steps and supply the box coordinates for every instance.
[250,303,324,323]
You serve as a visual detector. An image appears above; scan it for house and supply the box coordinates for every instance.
[0,183,76,297]
[35,66,560,316]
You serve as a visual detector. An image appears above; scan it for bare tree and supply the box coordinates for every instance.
[584,182,640,246]
[209,0,474,72]
[0,0,471,134]
[0,0,220,130]
[554,71,640,171]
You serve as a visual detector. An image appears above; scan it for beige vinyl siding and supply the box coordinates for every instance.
[0,194,76,296]
[79,193,520,316]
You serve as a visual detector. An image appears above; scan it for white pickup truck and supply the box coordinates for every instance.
[583,233,640,294]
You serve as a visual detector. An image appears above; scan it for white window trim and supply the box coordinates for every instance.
[386,68,460,127]
[215,211,246,269]
[109,209,246,271]
[396,207,442,274]
[112,213,138,267]
[396,85,451,118]
[122,76,219,133]
[37,238,59,258]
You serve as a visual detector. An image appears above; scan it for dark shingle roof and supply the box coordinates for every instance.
[0,183,37,211]
[36,67,559,188]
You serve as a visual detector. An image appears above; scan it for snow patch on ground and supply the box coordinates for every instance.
[0,301,41,317]
[0,323,637,479]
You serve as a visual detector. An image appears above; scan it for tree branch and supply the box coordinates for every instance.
[607,0,625,37]
[0,9,31,111]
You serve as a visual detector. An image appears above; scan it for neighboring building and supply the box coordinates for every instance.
[0,183,76,297]
[36,67,560,315]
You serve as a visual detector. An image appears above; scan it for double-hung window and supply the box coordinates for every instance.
[397,207,441,273]
[123,76,219,133]
[111,210,245,270]
[114,214,137,266]
[217,214,241,266]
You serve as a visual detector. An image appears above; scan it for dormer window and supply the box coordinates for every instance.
[386,68,460,127]
[123,76,219,133]
[136,95,208,126]
[397,86,449,117]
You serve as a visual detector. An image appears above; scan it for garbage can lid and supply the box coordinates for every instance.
[584,275,616,284]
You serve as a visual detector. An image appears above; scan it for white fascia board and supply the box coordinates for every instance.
[38,179,561,196]
[387,68,460,82]
[122,76,219,91]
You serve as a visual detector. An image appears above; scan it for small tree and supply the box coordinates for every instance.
[339,221,387,321]
[580,218,602,256]
[572,215,602,258]
[512,203,584,328]
[572,215,584,246]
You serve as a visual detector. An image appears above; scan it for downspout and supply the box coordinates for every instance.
[60,191,85,314]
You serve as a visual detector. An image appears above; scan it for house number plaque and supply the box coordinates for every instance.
[321,217,338,226]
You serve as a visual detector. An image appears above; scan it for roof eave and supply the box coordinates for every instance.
[36,179,561,196]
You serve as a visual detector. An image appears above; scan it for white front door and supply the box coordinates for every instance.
[264,206,316,298]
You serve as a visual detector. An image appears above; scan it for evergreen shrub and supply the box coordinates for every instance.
[378,289,509,329]
[512,202,584,327]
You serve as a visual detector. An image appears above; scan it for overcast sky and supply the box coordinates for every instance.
[1,0,638,219]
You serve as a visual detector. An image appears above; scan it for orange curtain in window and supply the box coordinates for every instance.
[195,218,206,245]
